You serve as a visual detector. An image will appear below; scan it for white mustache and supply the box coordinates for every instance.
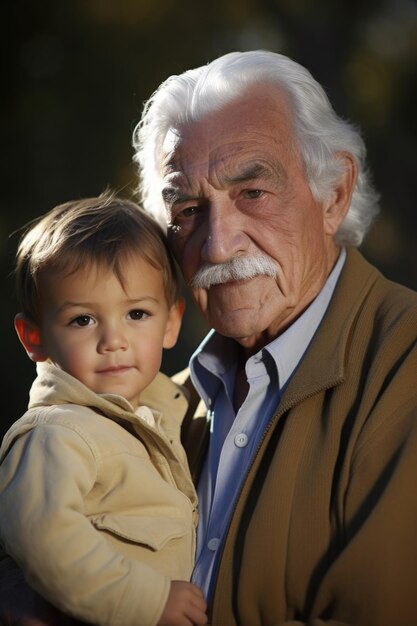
[190,254,277,289]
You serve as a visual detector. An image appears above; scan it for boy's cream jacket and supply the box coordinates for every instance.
[0,362,198,626]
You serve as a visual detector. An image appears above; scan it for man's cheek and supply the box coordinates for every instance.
[167,230,186,259]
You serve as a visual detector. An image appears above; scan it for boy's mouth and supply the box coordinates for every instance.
[96,365,132,375]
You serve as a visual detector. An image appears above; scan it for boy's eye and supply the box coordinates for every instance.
[70,315,93,327]
[128,309,149,321]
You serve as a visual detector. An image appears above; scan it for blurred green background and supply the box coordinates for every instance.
[2,0,417,438]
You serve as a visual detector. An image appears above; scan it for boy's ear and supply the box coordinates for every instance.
[14,313,48,362]
[163,298,186,349]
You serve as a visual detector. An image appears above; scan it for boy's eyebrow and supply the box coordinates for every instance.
[56,301,95,312]
[124,297,160,305]
[56,296,160,312]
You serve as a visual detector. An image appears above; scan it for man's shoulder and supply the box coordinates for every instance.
[335,250,417,405]
[346,248,417,302]
[339,248,417,335]
[362,253,417,338]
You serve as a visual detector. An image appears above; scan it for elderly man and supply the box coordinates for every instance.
[133,50,417,626]
[1,50,417,625]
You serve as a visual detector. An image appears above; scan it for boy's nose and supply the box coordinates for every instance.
[97,326,128,353]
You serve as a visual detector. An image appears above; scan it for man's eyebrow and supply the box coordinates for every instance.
[161,187,179,205]
[161,187,196,206]
[225,161,288,188]
[161,162,284,205]
[224,163,275,184]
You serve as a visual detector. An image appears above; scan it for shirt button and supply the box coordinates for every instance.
[208,537,220,551]
[234,433,248,448]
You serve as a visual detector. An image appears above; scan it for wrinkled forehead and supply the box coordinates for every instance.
[161,84,292,157]
[160,86,294,190]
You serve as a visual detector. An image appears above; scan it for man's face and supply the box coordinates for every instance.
[161,85,344,354]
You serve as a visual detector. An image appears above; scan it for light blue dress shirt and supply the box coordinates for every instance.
[190,249,346,600]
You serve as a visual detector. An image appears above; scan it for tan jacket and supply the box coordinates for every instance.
[0,363,197,626]
[176,248,417,626]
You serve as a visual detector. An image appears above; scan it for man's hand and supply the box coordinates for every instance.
[157,581,208,626]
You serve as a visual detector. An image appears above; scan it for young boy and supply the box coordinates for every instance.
[0,190,207,626]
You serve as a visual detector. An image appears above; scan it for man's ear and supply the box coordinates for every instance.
[163,298,186,349]
[14,312,48,362]
[323,152,358,236]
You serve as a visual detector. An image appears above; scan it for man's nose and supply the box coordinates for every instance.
[201,199,250,264]
[97,324,128,353]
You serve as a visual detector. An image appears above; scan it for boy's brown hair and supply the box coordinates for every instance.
[15,189,181,324]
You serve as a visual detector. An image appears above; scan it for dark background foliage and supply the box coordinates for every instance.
[1,0,416,437]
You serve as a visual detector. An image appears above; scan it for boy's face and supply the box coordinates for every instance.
[24,253,182,409]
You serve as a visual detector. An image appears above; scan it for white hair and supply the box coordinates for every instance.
[191,253,277,290]
[133,50,379,246]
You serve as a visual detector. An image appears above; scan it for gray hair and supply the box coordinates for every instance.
[133,50,379,246]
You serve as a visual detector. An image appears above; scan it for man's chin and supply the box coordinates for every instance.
[205,308,265,345]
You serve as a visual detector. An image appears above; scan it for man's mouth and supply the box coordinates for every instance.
[209,277,255,288]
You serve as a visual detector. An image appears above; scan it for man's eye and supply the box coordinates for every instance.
[169,206,200,234]
[180,206,199,217]
[128,310,149,321]
[244,189,263,199]
[70,315,93,327]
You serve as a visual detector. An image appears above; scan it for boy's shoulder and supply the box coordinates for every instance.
[0,403,115,463]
